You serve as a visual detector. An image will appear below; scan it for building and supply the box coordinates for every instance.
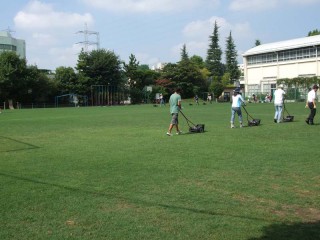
[0,30,26,59]
[242,35,320,97]
[151,62,166,71]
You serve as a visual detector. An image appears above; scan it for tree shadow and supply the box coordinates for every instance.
[248,221,320,240]
[0,135,40,152]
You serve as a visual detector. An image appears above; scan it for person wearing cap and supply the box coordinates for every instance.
[273,84,286,123]
[230,88,245,128]
[305,84,319,125]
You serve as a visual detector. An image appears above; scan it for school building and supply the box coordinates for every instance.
[0,30,26,59]
[242,35,320,98]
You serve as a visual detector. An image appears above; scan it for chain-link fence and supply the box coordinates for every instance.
[244,87,309,103]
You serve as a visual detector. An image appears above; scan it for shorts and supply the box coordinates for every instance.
[170,113,179,125]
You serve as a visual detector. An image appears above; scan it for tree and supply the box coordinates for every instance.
[55,67,78,94]
[123,54,140,88]
[209,77,224,100]
[176,45,206,98]
[0,51,27,102]
[190,55,205,69]
[308,29,320,36]
[76,49,123,96]
[255,39,261,46]
[24,66,56,103]
[206,21,223,78]
[180,44,189,62]
[225,31,240,84]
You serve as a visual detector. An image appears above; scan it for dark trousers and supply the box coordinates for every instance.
[307,102,316,124]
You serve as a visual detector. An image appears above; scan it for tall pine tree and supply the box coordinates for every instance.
[225,31,240,84]
[206,21,223,78]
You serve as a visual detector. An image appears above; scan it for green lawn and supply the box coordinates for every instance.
[1,102,319,239]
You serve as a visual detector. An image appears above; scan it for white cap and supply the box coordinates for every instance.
[278,84,284,89]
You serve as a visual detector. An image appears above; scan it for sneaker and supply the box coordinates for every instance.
[231,124,235,128]
[274,119,277,123]
[240,123,243,128]
[305,119,309,125]
[166,132,173,136]
[176,131,183,135]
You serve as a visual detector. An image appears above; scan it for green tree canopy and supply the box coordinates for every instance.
[308,29,320,36]
[255,39,261,46]
[55,66,78,94]
[0,51,27,101]
[225,31,240,84]
[123,54,140,88]
[206,20,223,78]
[76,49,123,93]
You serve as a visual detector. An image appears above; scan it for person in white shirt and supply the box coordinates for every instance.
[273,84,286,123]
[306,84,319,125]
[230,88,245,128]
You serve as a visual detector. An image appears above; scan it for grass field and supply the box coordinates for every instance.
[1,102,319,239]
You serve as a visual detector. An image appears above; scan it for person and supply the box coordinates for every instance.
[230,88,245,128]
[194,95,199,105]
[273,84,286,123]
[167,88,182,136]
[252,94,257,103]
[305,84,319,125]
[207,93,212,104]
[159,93,165,106]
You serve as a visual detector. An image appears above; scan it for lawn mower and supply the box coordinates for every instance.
[282,101,294,122]
[179,110,205,133]
[242,105,261,126]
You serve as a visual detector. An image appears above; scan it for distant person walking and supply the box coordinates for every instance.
[207,94,212,104]
[159,93,165,106]
[167,88,182,136]
[273,84,286,123]
[305,84,319,125]
[230,88,245,128]
[194,95,199,105]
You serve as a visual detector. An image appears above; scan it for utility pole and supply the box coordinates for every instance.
[76,23,100,52]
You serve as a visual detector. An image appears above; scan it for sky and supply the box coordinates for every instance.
[1,0,319,70]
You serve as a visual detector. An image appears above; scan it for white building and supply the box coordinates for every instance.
[0,30,26,59]
[242,35,320,96]
[151,62,166,71]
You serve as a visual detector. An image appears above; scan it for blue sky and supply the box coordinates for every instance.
[1,0,319,70]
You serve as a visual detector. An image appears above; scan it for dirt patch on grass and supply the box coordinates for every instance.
[284,206,320,222]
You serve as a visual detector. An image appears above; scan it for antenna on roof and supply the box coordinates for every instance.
[2,26,16,35]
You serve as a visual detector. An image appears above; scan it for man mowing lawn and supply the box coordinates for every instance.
[305,84,319,125]
[167,88,183,136]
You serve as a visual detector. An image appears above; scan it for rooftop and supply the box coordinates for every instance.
[243,35,320,57]
[0,31,12,38]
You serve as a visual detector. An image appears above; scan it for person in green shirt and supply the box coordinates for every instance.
[167,88,182,136]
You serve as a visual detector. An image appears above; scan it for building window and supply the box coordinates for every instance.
[0,44,17,51]
[247,84,260,96]
[247,46,319,65]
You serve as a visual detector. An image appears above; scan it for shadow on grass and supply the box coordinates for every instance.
[0,136,40,152]
[248,221,320,240]
[1,171,269,223]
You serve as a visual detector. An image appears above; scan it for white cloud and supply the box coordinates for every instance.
[287,0,319,4]
[82,0,220,13]
[229,0,278,11]
[229,0,319,11]
[12,0,95,70]
[14,0,93,30]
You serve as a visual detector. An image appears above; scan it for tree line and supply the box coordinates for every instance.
[0,21,240,106]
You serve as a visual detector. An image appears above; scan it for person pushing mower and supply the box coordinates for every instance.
[167,88,183,136]
[230,88,245,128]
